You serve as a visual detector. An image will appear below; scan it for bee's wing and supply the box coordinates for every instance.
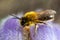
[0,18,23,40]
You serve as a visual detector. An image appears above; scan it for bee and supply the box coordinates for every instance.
[11,9,56,31]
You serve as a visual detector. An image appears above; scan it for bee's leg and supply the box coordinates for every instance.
[35,24,37,34]
[34,24,39,36]
[34,22,46,35]
[22,26,30,40]
[39,21,46,25]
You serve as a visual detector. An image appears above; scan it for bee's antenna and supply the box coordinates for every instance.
[10,14,21,20]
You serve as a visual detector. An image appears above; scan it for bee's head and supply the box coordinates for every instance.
[38,9,56,21]
[20,17,29,26]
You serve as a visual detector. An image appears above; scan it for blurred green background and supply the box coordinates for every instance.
[0,0,60,23]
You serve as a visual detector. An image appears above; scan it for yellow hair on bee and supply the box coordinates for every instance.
[24,11,38,21]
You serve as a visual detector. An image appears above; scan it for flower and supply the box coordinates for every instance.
[0,17,60,40]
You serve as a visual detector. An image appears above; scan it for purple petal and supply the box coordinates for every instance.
[53,23,60,40]
[0,18,23,40]
[30,23,60,40]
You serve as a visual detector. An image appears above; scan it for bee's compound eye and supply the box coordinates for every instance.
[21,18,26,26]
[21,17,29,26]
[22,20,25,22]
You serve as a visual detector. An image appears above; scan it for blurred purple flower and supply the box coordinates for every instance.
[0,18,60,40]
